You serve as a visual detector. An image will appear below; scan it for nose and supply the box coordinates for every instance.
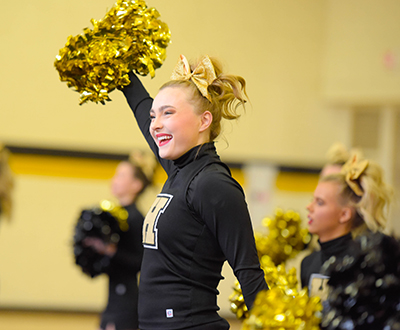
[150,115,162,131]
[306,201,313,212]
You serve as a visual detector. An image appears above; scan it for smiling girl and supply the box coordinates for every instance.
[301,155,392,300]
[122,55,267,330]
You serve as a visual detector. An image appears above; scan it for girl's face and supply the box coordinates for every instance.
[307,181,351,242]
[111,162,140,200]
[150,86,211,160]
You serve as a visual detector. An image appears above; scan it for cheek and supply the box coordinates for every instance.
[314,207,328,221]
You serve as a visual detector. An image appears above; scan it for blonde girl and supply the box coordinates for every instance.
[301,155,392,298]
[122,55,267,330]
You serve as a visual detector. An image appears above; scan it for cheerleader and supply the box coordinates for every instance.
[301,155,392,301]
[84,154,154,330]
[122,55,268,330]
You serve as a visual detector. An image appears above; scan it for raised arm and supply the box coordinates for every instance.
[122,73,172,173]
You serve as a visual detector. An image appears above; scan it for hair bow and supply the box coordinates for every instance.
[341,155,369,196]
[170,54,217,101]
[129,150,156,182]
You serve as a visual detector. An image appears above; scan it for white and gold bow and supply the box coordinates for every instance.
[341,155,369,196]
[170,54,217,101]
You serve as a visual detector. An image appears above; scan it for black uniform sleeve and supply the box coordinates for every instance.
[188,167,268,309]
[121,72,173,174]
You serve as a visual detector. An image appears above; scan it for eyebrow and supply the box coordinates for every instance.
[150,105,176,113]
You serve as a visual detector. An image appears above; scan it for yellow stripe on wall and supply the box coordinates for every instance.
[9,154,120,180]
[275,171,319,192]
[8,152,245,187]
[8,152,317,192]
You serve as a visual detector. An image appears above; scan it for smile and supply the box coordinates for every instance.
[157,134,172,147]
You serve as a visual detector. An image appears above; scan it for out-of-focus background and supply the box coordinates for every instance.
[1,0,400,328]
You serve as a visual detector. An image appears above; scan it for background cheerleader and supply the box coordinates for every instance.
[301,154,393,303]
[82,152,155,330]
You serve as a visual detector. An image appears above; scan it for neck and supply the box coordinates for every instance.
[118,195,137,207]
[318,230,351,243]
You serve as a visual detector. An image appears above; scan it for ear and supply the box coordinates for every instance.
[339,207,353,225]
[199,111,213,133]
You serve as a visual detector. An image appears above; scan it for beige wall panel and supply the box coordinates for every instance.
[322,0,400,102]
[0,0,351,166]
[0,175,112,310]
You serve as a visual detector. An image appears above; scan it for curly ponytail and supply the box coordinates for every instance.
[321,160,393,234]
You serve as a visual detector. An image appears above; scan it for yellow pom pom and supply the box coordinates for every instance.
[54,0,171,104]
[229,209,312,321]
[255,209,310,265]
[244,287,322,330]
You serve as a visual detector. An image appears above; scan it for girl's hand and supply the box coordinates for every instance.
[83,237,117,257]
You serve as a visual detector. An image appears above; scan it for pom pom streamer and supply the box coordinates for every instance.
[54,0,171,104]
[242,288,322,330]
[73,200,128,277]
[243,257,322,329]
[229,255,300,321]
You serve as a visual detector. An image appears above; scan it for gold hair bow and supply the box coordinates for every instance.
[129,150,157,182]
[170,54,217,102]
[341,155,369,196]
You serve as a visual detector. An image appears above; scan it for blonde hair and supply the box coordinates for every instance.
[320,160,392,234]
[325,143,364,166]
[160,56,247,141]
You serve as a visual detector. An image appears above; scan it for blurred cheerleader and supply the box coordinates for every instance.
[84,151,155,330]
[301,154,393,302]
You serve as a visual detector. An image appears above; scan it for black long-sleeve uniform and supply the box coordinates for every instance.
[100,202,144,330]
[122,73,268,330]
[300,233,355,300]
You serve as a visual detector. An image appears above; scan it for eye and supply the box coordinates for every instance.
[149,113,155,120]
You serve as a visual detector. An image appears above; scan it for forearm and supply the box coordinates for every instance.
[122,72,157,155]
[121,72,172,173]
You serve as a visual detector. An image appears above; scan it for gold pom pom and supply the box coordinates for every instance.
[229,280,249,320]
[242,287,322,330]
[229,209,312,321]
[54,0,171,104]
[255,208,311,265]
[229,257,322,327]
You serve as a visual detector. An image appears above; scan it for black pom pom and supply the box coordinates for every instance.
[73,207,122,277]
[321,232,400,329]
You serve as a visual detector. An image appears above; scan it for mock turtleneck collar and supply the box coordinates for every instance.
[319,233,353,256]
[173,142,217,169]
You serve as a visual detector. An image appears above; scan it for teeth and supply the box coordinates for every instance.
[158,135,171,141]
